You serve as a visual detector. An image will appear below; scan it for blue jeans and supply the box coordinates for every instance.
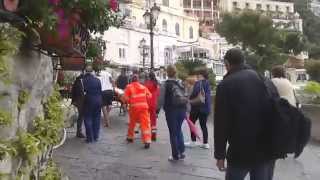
[84,103,101,142]
[226,161,275,180]
[165,109,186,159]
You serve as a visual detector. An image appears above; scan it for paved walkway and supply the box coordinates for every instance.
[54,109,320,180]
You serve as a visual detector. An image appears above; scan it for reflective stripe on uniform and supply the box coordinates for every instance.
[130,102,148,108]
[129,94,146,98]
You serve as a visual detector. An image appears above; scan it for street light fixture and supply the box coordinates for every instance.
[143,3,160,69]
[139,38,149,68]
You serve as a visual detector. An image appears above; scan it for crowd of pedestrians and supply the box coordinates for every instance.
[70,48,308,180]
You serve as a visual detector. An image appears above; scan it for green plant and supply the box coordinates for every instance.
[306,60,320,83]
[19,0,57,31]
[14,132,41,166]
[304,81,320,104]
[0,110,12,126]
[59,0,123,33]
[35,88,64,150]
[40,159,62,180]
[0,142,17,160]
[0,23,23,84]
[18,90,30,111]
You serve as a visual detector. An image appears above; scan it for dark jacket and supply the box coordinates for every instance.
[83,73,103,111]
[214,65,272,167]
[190,79,211,114]
[71,74,85,106]
[158,79,187,112]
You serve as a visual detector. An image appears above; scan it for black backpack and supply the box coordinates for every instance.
[166,80,188,107]
[264,79,311,159]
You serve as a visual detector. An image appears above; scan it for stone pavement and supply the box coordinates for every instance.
[54,109,320,180]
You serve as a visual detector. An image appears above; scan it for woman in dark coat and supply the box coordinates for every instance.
[185,67,211,149]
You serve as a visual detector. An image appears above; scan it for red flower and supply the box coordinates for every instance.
[109,0,118,11]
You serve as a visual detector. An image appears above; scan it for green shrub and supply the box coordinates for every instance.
[0,110,12,126]
[304,81,320,104]
[306,60,320,83]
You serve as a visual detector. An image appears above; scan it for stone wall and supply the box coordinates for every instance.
[0,50,54,178]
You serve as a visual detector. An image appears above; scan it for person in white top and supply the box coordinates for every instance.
[271,65,297,107]
[97,70,114,127]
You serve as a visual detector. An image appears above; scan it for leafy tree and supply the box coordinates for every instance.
[306,60,320,82]
[217,10,307,72]
[217,11,277,51]
[175,59,216,89]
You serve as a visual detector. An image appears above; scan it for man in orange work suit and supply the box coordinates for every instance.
[123,74,152,149]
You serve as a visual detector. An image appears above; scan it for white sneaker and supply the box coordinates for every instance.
[200,143,210,149]
[184,141,199,148]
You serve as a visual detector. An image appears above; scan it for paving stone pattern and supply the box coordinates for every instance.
[54,111,320,180]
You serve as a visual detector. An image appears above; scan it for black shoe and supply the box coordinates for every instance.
[168,156,179,162]
[179,154,186,160]
[127,138,133,143]
[76,133,85,138]
[144,143,150,149]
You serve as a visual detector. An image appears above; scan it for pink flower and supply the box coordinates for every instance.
[48,0,60,6]
[109,0,118,11]
[57,19,70,40]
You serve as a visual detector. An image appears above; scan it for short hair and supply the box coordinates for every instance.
[166,65,177,78]
[271,65,286,78]
[224,48,245,66]
[195,67,209,79]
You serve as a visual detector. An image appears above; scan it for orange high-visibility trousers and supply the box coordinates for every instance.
[127,108,151,143]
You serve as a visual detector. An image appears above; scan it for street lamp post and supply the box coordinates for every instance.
[139,38,148,68]
[143,3,160,69]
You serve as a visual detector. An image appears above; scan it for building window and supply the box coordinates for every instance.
[183,0,191,8]
[162,19,167,32]
[286,6,290,12]
[124,8,131,17]
[266,4,270,11]
[119,48,126,58]
[276,5,279,12]
[194,0,201,8]
[189,26,194,39]
[245,3,250,9]
[175,23,180,36]
[162,0,169,7]
[233,1,238,8]
[164,48,172,65]
[256,4,262,10]
[204,0,211,9]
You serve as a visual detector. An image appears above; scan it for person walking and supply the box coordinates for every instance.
[97,69,114,127]
[116,68,129,115]
[185,67,211,149]
[71,72,85,138]
[123,74,152,149]
[82,64,103,143]
[158,65,188,162]
[214,48,275,180]
[271,65,297,107]
[144,71,160,141]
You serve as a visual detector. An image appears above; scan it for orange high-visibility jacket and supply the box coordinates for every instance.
[124,82,152,109]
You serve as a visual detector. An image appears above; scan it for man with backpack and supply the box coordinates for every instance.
[214,49,276,180]
[158,65,188,162]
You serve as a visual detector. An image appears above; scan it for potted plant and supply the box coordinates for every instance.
[300,81,320,141]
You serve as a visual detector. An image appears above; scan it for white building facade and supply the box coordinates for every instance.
[103,0,200,68]
[219,0,303,32]
[311,0,320,17]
